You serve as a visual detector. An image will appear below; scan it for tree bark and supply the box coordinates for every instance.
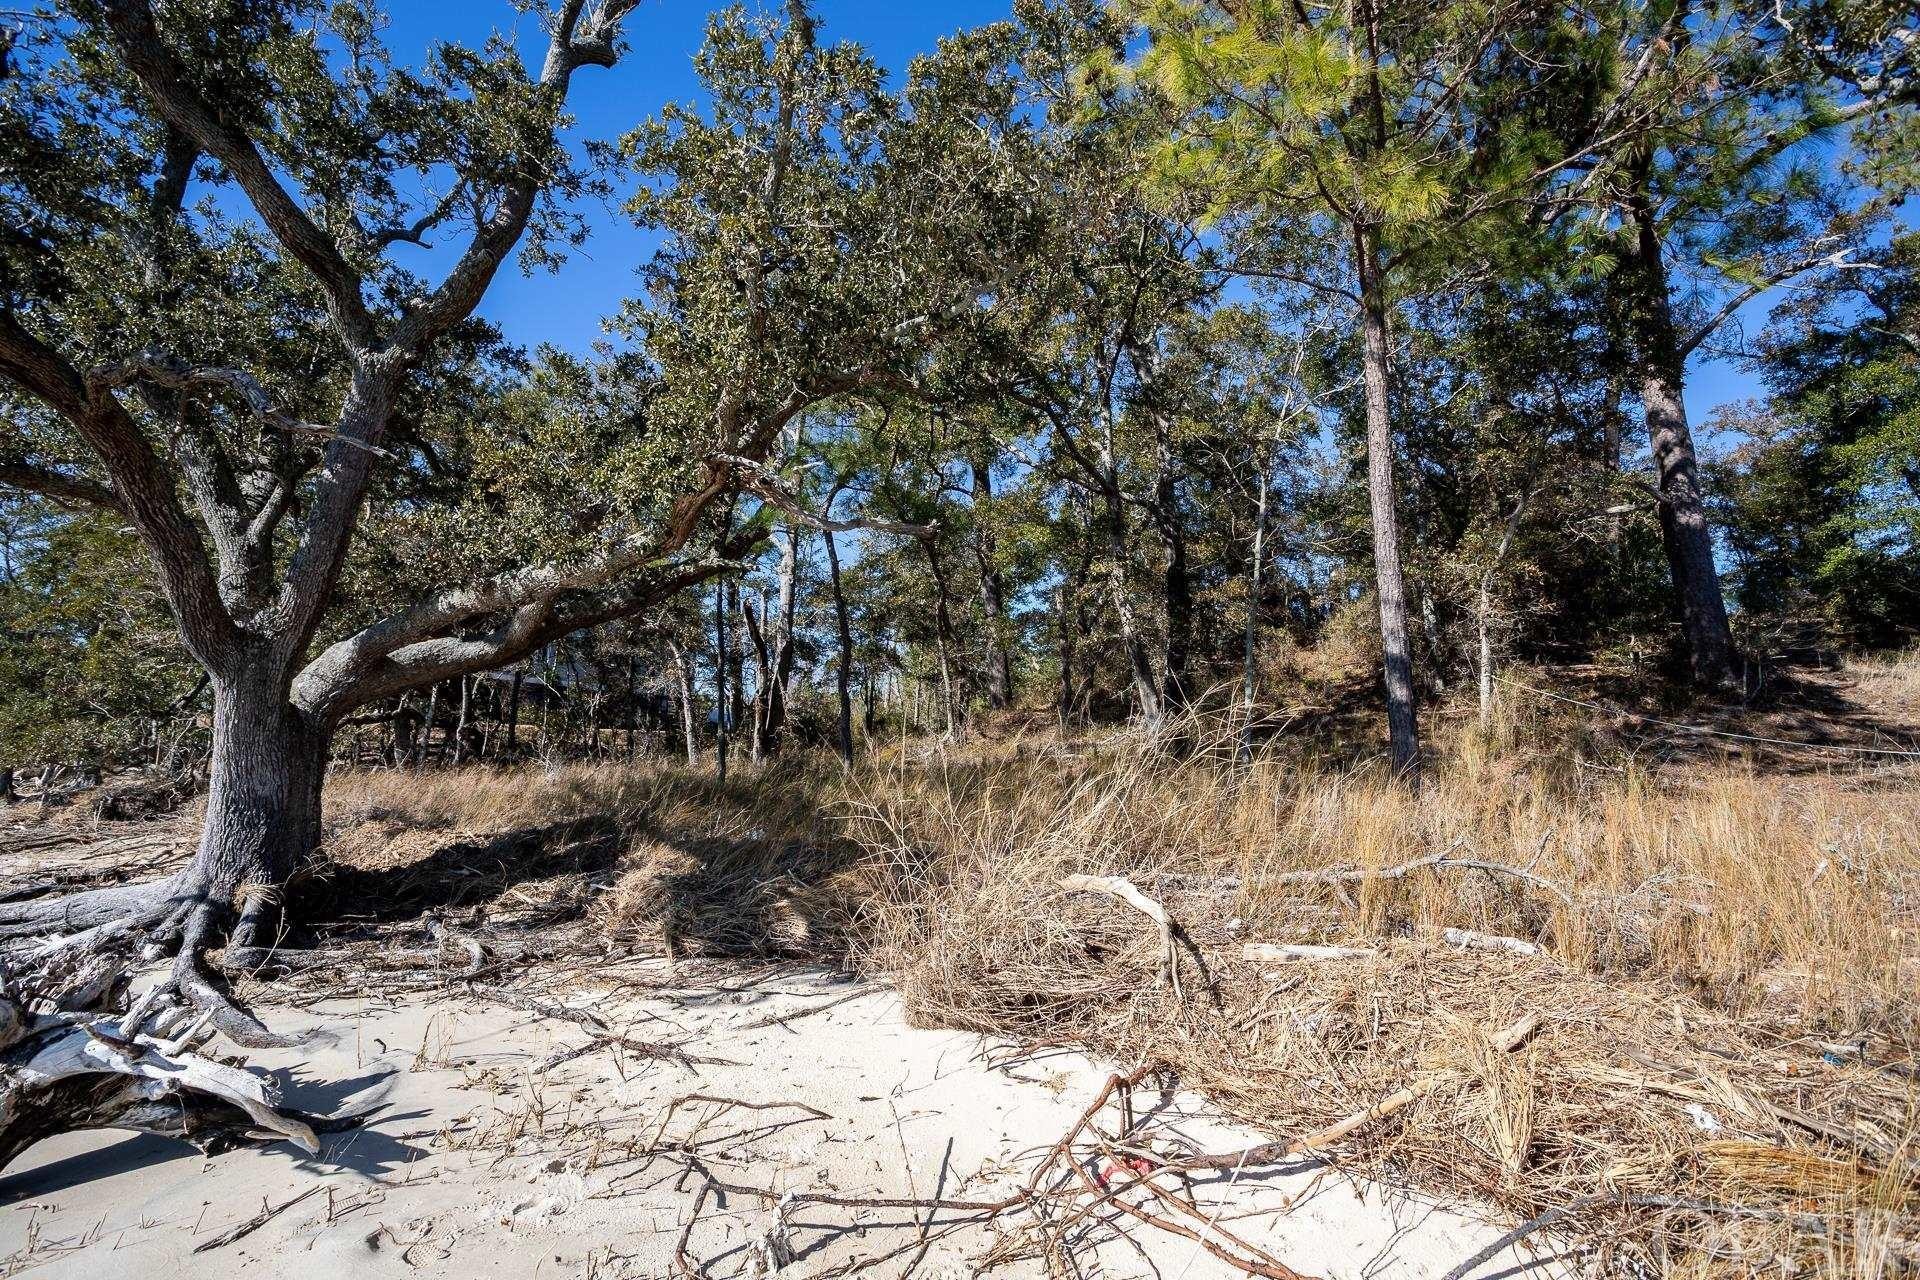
[1239,454,1271,762]
[765,526,800,745]
[1056,585,1077,725]
[1621,203,1736,685]
[823,525,856,766]
[745,590,771,766]
[451,675,471,766]
[1150,425,1192,713]
[669,639,700,767]
[504,670,523,753]
[923,540,962,736]
[713,581,731,784]
[1354,220,1421,775]
[415,681,440,765]
[1101,487,1162,728]
[969,461,1013,711]
[184,664,329,932]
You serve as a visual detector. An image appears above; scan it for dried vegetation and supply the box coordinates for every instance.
[270,661,1920,1274]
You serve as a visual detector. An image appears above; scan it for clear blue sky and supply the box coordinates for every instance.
[378,1,1774,425]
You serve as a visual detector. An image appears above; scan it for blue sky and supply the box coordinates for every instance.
[376,1,1772,426]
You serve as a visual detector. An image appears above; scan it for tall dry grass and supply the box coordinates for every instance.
[319,678,1920,1272]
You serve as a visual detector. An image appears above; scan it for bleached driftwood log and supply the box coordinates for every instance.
[0,945,329,1171]
[1242,942,1378,962]
[1433,926,1542,957]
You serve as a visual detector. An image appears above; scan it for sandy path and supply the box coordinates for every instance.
[0,964,1552,1279]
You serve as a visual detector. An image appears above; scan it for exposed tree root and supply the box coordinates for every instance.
[0,936,341,1173]
[0,871,299,1051]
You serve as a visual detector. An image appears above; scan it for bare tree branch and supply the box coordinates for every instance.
[99,0,376,349]
[0,459,126,514]
[0,310,240,667]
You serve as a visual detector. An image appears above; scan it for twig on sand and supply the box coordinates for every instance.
[469,983,732,1072]
[193,1185,326,1253]
[732,986,880,1032]
[674,1176,714,1279]
[645,1093,832,1152]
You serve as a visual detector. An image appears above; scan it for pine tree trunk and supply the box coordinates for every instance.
[970,461,1013,711]
[824,526,856,766]
[1625,178,1735,686]
[1354,221,1421,775]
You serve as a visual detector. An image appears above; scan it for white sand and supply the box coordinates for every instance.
[0,964,1555,1279]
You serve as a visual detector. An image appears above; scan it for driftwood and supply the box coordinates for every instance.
[0,942,340,1172]
[1272,850,1575,905]
[1242,942,1377,962]
[1059,875,1217,1003]
[1432,926,1542,957]
[1158,848,1573,906]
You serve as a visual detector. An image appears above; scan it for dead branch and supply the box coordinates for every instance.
[1060,875,1218,1003]
[193,1185,326,1253]
[1275,850,1574,905]
[1431,927,1543,957]
[1242,942,1377,962]
[1175,1012,1546,1170]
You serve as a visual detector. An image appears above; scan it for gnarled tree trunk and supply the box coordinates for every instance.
[185,665,329,933]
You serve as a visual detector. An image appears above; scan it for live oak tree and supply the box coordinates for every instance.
[0,0,1024,1050]
[0,0,675,1044]
[953,1,1226,730]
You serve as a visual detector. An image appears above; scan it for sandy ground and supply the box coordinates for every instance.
[0,961,1561,1280]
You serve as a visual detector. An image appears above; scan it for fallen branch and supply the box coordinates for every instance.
[194,1185,326,1253]
[732,986,881,1032]
[1276,850,1574,906]
[1176,1011,1546,1169]
[1060,875,1217,1003]
[1432,927,1542,957]
[1242,942,1377,962]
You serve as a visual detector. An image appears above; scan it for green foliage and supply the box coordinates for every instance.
[0,500,199,767]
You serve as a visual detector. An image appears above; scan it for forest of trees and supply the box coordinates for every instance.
[0,0,1915,1035]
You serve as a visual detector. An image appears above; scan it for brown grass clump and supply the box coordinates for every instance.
[312,681,1920,1273]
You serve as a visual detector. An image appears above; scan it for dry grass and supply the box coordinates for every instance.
[315,672,1920,1274]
